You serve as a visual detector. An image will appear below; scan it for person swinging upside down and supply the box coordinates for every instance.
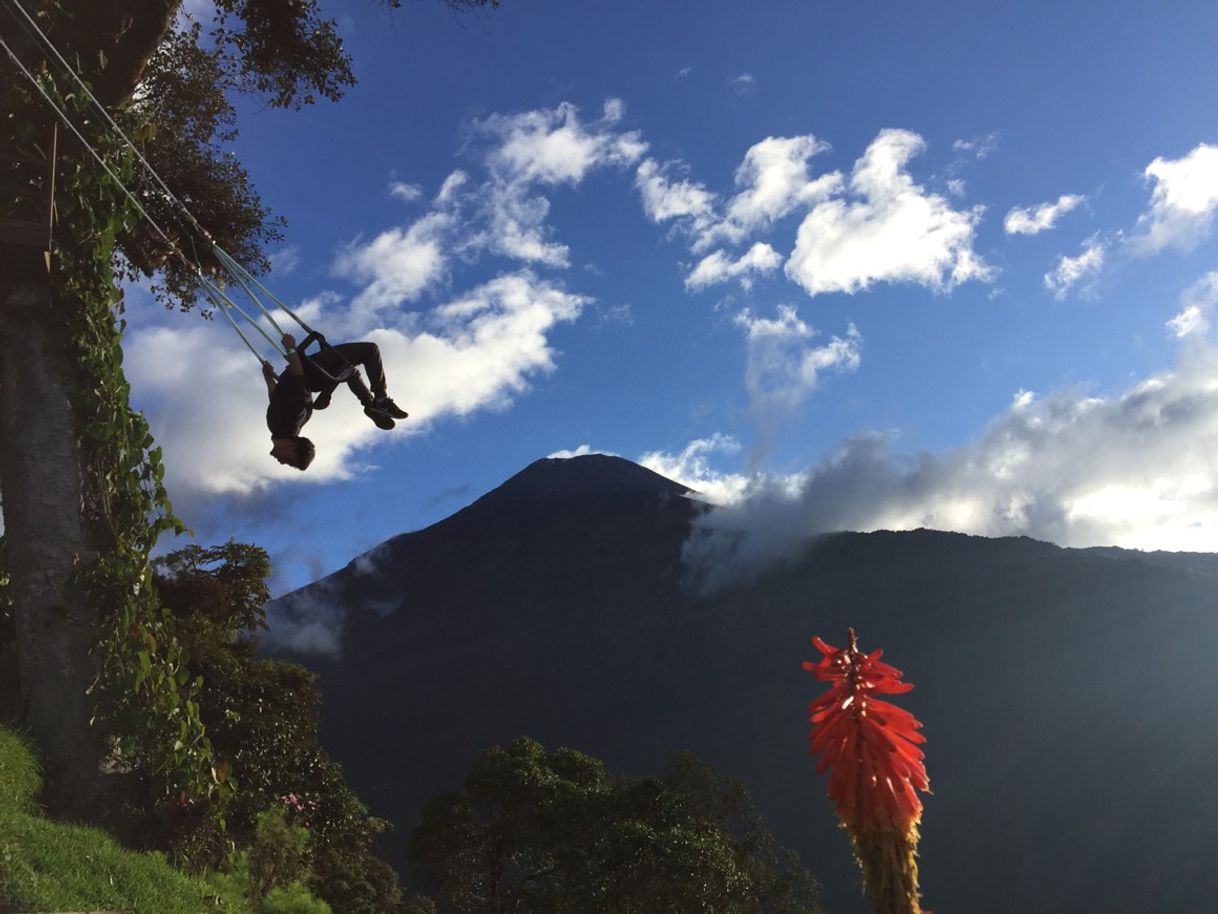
[264,333,409,470]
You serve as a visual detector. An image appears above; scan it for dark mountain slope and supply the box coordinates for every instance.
[271,455,1218,914]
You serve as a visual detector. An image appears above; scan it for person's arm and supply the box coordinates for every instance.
[282,334,305,376]
[262,360,277,400]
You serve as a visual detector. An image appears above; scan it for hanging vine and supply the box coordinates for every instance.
[7,71,221,807]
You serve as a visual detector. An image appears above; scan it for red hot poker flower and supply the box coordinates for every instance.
[803,629,928,835]
[804,629,931,914]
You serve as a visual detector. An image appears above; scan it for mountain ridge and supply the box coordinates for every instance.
[268,455,1218,914]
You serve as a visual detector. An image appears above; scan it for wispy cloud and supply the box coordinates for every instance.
[1005,193,1086,235]
[1168,271,1218,338]
[465,99,647,267]
[268,245,301,277]
[734,305,862,414]
[547,444,618,459]
[638,434,752,505]
[952,131,999,161]
[686,242,782,291]
[332,211,453,324]
[389,180,424,203]
[1044,235,1105,299]
[635,158,718,235]
[728,73,756,94]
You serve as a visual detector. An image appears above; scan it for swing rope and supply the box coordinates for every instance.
[1,0,339,370]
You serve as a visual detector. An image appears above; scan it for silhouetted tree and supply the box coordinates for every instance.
[411,737,824,914]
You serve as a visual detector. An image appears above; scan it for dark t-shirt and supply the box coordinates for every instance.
[266,372,313,437]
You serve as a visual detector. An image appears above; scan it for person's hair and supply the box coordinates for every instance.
[286,436,316,471]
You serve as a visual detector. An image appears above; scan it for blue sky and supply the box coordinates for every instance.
[116,0,1218,606]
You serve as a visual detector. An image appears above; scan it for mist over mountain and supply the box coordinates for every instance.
[269,454,1218,914]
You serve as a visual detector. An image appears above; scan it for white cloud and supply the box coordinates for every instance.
[952,132,999,160]
[785,129,992,297]
[479,99,646,186]
[729,73,756,93]
[547,444,619,459]
[1044,236,1105,299]
[638,434,752,505]
[1131,143,1218,253]
[468,100,647,266]
[479,183,570,267]
[1168,272,1218,338]
[124,271,586,499]
[694,135,841,251]
[264,580,344,656]
[635,158,718,233]
[332,211,453,324]
[734,306,862,411]
[676,66,693,79]
[685,334,1218,587]
[1004,193,1086,235]
[686,242,782,290]
[268,245,301,276]
[435,170,469,205]
[946,178,966,197]
[389,180,424,203]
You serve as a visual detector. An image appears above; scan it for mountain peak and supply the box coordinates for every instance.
[487,454,690,501]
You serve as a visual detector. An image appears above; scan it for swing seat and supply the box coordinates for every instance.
[299,330,355,384]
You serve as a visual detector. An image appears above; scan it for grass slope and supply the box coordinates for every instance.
[0,727,251,914]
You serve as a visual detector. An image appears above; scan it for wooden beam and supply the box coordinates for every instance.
[0,218,48,248]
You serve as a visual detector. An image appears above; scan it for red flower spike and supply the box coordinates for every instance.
[804,628,931,914]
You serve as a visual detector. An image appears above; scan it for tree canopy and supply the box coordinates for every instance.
[410,737,824,914]
[2,0,498,304]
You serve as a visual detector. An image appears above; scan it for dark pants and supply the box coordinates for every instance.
[304,341,389,406]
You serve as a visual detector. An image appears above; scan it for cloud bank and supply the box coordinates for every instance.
[685,320,1218,587]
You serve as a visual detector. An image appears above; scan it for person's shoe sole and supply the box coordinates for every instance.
[313,390,332,410]
[374,399,409,419]
[364,406,395,430]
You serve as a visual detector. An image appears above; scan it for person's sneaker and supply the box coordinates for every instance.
[313,387,333,410]
[364,404,395,430]
[373,396,409,419]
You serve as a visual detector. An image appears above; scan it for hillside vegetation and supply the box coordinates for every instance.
[0,727,253,914]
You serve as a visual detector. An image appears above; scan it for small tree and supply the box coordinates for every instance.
[148,542,402,914]
[411,736,823,914]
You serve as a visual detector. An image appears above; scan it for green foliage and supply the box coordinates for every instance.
[209,859,333,914]
[0,729,41,814]
[0,727,253,914]
[120,20,282,307]
[248,806,311,897]
[411,737,824,914]
[0,70,213,805]
[261,880,336,914]
[149,542,404,914]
